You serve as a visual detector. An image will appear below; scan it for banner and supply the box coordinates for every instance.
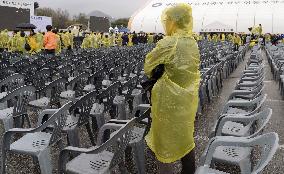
[30,16,52,32]
[0,0,34,15]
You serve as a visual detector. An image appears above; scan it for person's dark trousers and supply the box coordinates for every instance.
[45,49,55,55]
[181,149,196,174]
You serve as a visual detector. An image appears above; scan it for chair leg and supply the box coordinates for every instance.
[85,123,96,146]
[2,117,13,132]
[67,128,80,147]
[38,148,53,174]
[132,141,146,174]
[239,158,251,174]
[1,149,7,174]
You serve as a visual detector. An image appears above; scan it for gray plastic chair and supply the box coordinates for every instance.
[0,73,26,101]
[1,102,72,174]
[212,108,272,138]
[196,133,279,174]
[0,86,36,131]
[222,93,267,115]
[58,117,136,174]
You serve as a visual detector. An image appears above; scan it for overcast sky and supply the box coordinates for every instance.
[36,0,148,18]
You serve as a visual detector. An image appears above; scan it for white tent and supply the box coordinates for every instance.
[201,21,234,33]
[129,0,284,34]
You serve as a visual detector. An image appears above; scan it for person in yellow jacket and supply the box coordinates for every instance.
[16,32,26,53]
[116,33,123,46]
[234,34,242,51]
[7,31,17,52]
[52,29,61,55]
[27,30,40,54]
[62,32,71,49]
[102,34,111,47]
[221,33,226,42]
[128,34,133,46]
[67,31,74,49]
[81,34,92,49]
[212,34,218,42]
[35,32,44,50]
[144,3,200,174]
[147,33,154,44]
[0,29,9,51]
[207,34,211,41]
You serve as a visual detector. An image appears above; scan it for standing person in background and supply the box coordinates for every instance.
[122,32,129,46]
[53,29,62,55]
[36,31,44,50]
[144,3,200,174]
[44,25,57,56]
[16,32,26,54]
[27,30,40,54]
[67,30,74,49]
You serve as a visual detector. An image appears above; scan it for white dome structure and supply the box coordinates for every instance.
[129,0,284,34]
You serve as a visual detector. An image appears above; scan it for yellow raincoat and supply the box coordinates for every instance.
[36,32,44,50]
[148,34,154,44]
[128,34,133,46]
[27,35,40,54]
[116,34,123,46]
[144,3,200,163]
[55,34,62,55]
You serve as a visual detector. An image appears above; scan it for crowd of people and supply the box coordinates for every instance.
[0,21,284,57]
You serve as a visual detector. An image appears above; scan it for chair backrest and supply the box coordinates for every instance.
[0,67,16,80]
[56,65,72,79]
[251,133,279,173]
[13,59,30,71]
[97,81,121,110]
[32,68,52,89]
[69,90,97,126]
[249,108,272,138]
[68,73,89,97]
[0,73,25,92]
[44,102,73,145]
[41,78,68,107]
[1,86,36,116]
[0,60,10,70]
[119,76,139,98]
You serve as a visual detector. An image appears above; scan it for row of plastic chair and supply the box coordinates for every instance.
[265,43,284,99]
[196,46,279,174]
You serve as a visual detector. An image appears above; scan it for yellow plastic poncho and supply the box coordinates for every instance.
[35,32,44,50]
[128,34,133,46]
[27,35,40,54]
[148,34,154,44]
[116,33,123,46]
[0,30,9,49]
[144,3,200,163]
[55,34,61,55]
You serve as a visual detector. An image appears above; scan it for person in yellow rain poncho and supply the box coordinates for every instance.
[206,34,211,41]
[147,33,154,44]
[15,32,26,53]
[234,34,242,51]
[109,33,116,46]
[62,32,71,49]
[0,29,10,51]
[67,31,74,49]
[144,3,200,174]
[81,34,92,49]
[7,31,17,52]
[212,34,219,42]
[27,30,40,54]
[102,34,111,47]
[35,32,44,50]
[52,29,61,55]
[116,33,123,46]
[128,33,133,46]
[221,33,226,42]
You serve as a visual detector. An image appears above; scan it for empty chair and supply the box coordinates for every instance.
[0,85,36,131]
[2,102,73,174]
[29,78,67,110]
[196,133,279,174]
[58,117,136,174]
[0,73,25,101]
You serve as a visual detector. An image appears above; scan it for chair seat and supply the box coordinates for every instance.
[195,166,229,174]
[226,107,248,115]
[66,150,113,174]
[90,103,104,115]
[213,146,252,164]
[0,92,7,100]
[84,84,96,92]
[0,107,13,119]
[113,96,125,105]
[130,127,144,144]
[10,132,52,154]
[222,121,250,137]
[68,77,76,82]
[29,97,50,108]
[63,115,79,131]
[60,90,76,99]
[102,80,111,87]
